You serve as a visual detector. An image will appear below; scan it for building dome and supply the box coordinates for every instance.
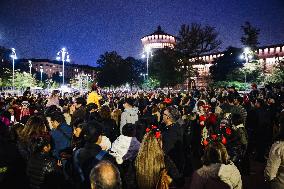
[141,26,176,50]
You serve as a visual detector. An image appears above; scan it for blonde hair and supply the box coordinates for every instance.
[135,132,165,189]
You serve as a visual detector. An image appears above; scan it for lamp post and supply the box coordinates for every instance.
[10,48,17,92]
[40,66,43,82]
[56,47,70,85]
[140,73,146,80]
[240,47,253,83]
[28,60,32,75]
[142,46,152,80]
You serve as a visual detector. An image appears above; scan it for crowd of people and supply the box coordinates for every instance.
[0,83,283,189]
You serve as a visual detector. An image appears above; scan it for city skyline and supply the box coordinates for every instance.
[0,0,283,66]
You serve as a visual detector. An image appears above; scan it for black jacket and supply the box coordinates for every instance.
[100,118,119,143]
[77,143,116,188]
[162,123,185,173]
[26,153,63,189]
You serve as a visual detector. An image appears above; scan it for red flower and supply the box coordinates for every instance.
[203,139,209,146]
[151,125,157,129]
[164,98,172,104]
[155,131,161,139]
[226,128,232,135]
[199,115,206,122]
[146,128,150,133]
[221,136,227,145]
[211,134,217,140]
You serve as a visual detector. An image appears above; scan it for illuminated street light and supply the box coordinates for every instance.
[10,48,17,92]
[142,46,152,80]
[40,66,43,82]
[240,47,254,83]
[56,47,70,85]
[28,60,32,75]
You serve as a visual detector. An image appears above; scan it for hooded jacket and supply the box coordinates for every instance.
[120,107,139,133]
[190,161,242,189]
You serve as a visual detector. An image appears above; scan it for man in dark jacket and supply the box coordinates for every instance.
[162,106,185,173]
[71,97,87,126]
[75,120,115,188]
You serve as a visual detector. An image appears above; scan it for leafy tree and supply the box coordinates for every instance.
[10,71,37,89]
[176,23,222,57]
[150,48,185,87]
[124,57,145,86]
[265,59,284,84]
[241,22,260,50]
[97,51,128,87]
[210,47,243,81]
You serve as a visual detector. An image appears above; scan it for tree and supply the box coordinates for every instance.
[265,59,284,84]
[124,57,145,86]
[10,71,37,89]
[150,48,185,87]
[241,22,260,50]
[176,23,222,57]
[97,51,128,87]
[210,47,243,81]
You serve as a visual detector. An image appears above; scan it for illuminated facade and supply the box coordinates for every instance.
[19,59,97,80]
[141,26,176,50]
[190,44,284,88]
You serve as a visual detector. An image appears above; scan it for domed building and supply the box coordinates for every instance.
[141,26,176,50]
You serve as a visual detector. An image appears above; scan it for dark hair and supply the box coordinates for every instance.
[202,142,229,166]
[90,160,121,189]
[122,123,136,137]
[49,112,66,124]
[231,113,243,126]
[99,105,111,120]
[83,120,103,143]
[87,103,98,112]
[31,135,51,154]
[236,96,243,104]
[73,118,85,128]
[76,97,86,106]
[165,106,180,122]
[124,98,134,107]
[91,83,98,91]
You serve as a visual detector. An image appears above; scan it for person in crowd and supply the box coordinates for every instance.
[89,160,122,189]
[264,116,284,189]
[26,135,63,189]
[19,101,32,123]
[71,97,87,126]
[18,116,48,160]
[46,90,60,107]
[234,96,248,125]
[99,105,119,143]
[72,118,86,150]
[49,113,72,159]
[190,142,242,189]
[120,97,139,133]
[23,87,31,97]
[111,109,122,127]
[74,120,115,188]
[162,105,185,173]
[63,105,72,125]
[135,127,182,189]
[110,123,140,164]
[87,84,102,108]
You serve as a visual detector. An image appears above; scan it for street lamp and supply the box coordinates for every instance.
[142,46,152,80]
[28,60,32,75]
[140,73,146,80]
[40,66,43,82]
[56,47,70,85]
[10,48,17,92]
[240,47,253,83]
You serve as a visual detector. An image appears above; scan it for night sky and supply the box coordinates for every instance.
[0,0,283,66]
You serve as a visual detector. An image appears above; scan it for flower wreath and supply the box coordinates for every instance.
[146,125,161,139]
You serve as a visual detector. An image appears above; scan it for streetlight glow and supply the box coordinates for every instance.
[10,48,17,92]
[56,47,70,86]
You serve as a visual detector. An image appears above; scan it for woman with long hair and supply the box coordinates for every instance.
[135,128,181,189]
[18,115,48,160]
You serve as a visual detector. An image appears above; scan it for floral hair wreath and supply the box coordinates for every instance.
[146,125,161,139]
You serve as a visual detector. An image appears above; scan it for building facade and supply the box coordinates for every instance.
[19,59,97,81]
[141,26,176,50]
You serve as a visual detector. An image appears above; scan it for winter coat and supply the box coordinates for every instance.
[71,106,87,126]
[110,135,140,164]
[120,107,139,133]
[162,123,185,173]
[265,141,284,189]
[190,161,242,189]
[26,153,62,189]
[76,143,116,188]
[50,123,72,159]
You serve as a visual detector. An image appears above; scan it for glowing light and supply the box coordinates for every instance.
[244,47,251,54]
[145,46,151,53]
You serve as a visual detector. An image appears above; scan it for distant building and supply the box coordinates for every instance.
[189,44,284,88]
[18,59,97,80]
[141,26,176,50]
